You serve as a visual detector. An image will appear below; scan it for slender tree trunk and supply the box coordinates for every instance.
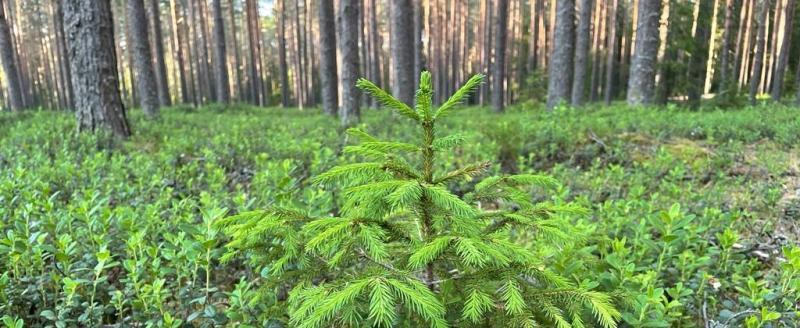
[480,0,492,105]
[338,0,361,126]
[319,0,338,115]
[128,0,160,118]
[228,0,242,101]
[245,0,263,105]
[413,0,424,90]
[770,0,795,100]
[276,0,290,107]
[210,0,230,103]
[749,0,769,104]
[627,0,661,105]
[148,0,171,106]
[719,0,736,89]
[604,0,619,105]
[390,0,415,104]
[590,0,606,102]
[492,0,509,112]
[53,0,74,109]
[546,0,575,110]
[170,0,190,104]
[686,0,713,107]
[572,0,593,105]
[0,0,23,111]
[64,0,131,138]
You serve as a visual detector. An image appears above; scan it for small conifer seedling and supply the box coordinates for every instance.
[218,72,620,327]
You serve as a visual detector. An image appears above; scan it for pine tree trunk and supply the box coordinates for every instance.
[0,0,23,111]
[64,0,131,138]
[276,0,290,107]
[413,0,424,90]
[53,0,74,109]
[492,0,509,112]
[228,0,243,101]
[604,0,619,105]
[245,0,264,105]
[338,0,361,126]
[719,0,736,88]
[480,0,491,105]
[148,0,171,106]
[687,0,713,107]
[770,0,794,100]
[318,0,338,115]
[128,0,160,118]
[626,0,661,105]
[390,0,415,105]
[170,0,190,104]
[572,0,593,105]
[546,0,575,110]
[211,0,230,103]
[749,0,769,104]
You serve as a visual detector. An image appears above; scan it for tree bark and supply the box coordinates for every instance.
[546,0,575,110]
[604,0,619,105]
[770,0,795,100]
[626,0,661,105]
[749,0,769,104]
[228,0,243,101]
[170,0,190,104]
[318,0,338,115]
[276,0,290,107]
[687,0,713,107]
[211,0,230,103]
[53,0,74,109]
[148,0,171,106]
[64,0,131,138]
[492,0,509,112]
[245,0,263,105]
[0,0,23,111]
[719,0,736,88]
[338,0,361,126]
[390,0,415,105]
[128,0,160,118]
[413,0,424,90]
[572,0,593,105]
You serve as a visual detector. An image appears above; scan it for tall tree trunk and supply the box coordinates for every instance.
[148,0,171,106]
[228,0,242,101]
[53,0,74,109]
[245,0,263,105]
[319,0,338,115]
[64,0,132,138]
[589,0,606,102]
[170,0,190,104]
[604,0,619,105]
[128,0,160,118]
[276,0,290,107]
[687,0,713,107]
[719,0,736,89]
[770,0,795,100]
[546,0,575,110]
[390,0,415,104]
[572,0,593,105]
[338,0,361,126]
[626,0,661,105]
[211,0,230,103]
[492,0,509,112]
[413,0,425,90]
[480,0,492,105]
[749,0,769,104]
[0,0,23,111]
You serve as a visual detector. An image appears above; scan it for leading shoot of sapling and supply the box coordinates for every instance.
[218,72,620,327]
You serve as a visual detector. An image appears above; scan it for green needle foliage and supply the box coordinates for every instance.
[218,72,620,327]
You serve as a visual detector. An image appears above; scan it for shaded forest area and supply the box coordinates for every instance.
[2,0,800,122]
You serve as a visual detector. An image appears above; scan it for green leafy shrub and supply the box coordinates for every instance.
[218,73,621,327]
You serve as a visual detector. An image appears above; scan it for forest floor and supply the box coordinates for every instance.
[1,104,799,326]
